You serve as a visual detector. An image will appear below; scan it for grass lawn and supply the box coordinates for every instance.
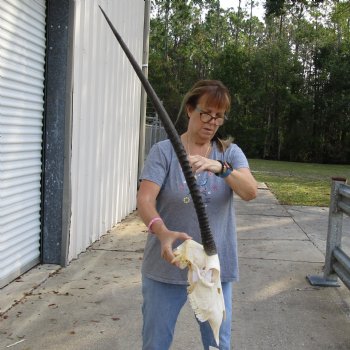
[248,159,350,207]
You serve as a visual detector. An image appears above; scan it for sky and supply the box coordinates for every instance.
[220,0,265,20]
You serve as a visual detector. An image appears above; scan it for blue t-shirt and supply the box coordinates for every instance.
[140,139,249,284]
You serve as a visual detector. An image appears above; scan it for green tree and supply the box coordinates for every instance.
[148,0,350,164]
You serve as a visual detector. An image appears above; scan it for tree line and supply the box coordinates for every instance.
[147,0,350,164]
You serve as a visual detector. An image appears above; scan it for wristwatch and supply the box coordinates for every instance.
[215,160,233,178]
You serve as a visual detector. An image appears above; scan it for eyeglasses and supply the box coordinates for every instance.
[195,106,227,126]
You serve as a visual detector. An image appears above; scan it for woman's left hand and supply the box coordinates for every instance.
[188,155,258,201]
[188,155,221,174]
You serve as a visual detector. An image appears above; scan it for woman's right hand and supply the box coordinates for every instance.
[154,229,191,266]
[137,180,191,265]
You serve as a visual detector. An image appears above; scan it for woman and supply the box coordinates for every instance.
[137,80,257,350]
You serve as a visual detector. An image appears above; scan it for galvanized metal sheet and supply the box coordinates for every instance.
[69,0,144,260]
[0,0,46,288]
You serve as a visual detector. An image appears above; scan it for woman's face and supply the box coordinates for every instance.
[187,94,227,141]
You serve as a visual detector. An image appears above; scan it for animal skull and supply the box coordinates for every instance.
[173,239,225,346]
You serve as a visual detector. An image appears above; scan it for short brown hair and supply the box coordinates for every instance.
[180,80,231,115]
[176,80,233,152]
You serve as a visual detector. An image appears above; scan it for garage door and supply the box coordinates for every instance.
[0,0,46,288]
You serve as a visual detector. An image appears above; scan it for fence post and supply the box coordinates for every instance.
[307,177,347,287]
[144,117,167,159]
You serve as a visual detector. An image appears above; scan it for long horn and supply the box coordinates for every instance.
[99,6,216,255]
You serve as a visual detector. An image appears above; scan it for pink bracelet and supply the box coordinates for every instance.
[147,217,163,233]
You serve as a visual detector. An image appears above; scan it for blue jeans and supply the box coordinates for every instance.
[142,276,233,350]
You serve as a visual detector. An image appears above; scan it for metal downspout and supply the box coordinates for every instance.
[138,0,151,181]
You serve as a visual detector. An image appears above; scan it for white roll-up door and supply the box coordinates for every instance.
[0,0,46,288]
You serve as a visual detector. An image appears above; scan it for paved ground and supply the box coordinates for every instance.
[1,185,350,349]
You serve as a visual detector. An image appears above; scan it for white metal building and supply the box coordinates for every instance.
[0,0,147,288]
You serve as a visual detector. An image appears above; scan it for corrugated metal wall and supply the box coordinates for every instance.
[0,0,46,287]
[69,0,144,260]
